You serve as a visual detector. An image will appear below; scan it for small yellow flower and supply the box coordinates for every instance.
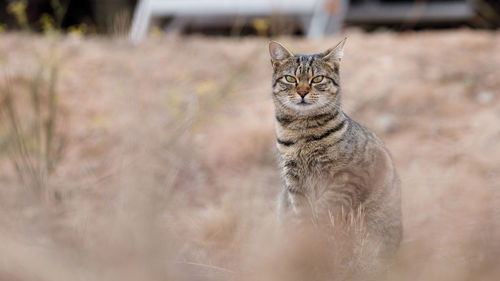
[68,23,88,37]
[39,13,55,34]
[7,0,29,30]
[150,26,163,38]
[252,18,269,36]
[196,80,217,96]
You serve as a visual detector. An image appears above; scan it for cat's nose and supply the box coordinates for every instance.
[297,89,309,98]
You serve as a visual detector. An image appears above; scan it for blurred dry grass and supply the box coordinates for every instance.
[0,29,499,280]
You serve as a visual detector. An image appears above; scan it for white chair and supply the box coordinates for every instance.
[130,0,348,43]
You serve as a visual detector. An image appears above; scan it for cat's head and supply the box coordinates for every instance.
[268,39,346,116]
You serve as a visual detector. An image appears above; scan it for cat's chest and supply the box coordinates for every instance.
[278,139,341,166]
[279,143,339,188]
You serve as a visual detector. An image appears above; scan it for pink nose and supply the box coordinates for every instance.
[297,89,309,97]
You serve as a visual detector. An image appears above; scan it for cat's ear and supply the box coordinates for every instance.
[321,37,347,65]
[269,41,294,69]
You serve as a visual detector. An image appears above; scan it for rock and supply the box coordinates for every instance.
[476,91,493,105]
[376,115,397,134]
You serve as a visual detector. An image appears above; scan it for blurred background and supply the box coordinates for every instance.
[0,1,499,281]
[0,0,499,36]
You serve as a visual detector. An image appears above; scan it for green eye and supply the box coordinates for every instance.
[285,75,297,83]
[311,75,324,83]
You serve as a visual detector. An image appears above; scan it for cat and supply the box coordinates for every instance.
[269,38,402,257]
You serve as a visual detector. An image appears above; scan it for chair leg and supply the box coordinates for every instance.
[326,0,349,34]
[130,0,153,43]
[307,0,349,38]
[307,0,329,39]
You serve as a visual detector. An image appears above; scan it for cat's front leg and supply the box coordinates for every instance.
[277,188,292,221]
[282,189,318,225]
[313,185,364,226]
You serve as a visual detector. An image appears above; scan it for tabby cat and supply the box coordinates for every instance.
[269,39,402,256]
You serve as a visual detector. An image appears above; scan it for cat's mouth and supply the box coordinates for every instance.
[297,101,310,106]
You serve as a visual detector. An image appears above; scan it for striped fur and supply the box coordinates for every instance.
[269,40,402,257]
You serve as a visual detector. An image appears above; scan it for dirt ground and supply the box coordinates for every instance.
[0,29,499,280]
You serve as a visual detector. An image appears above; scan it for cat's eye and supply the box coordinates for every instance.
[311,75,324,83]
[285,75,297,83]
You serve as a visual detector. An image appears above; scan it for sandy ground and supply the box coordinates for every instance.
[0,29,499,280]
